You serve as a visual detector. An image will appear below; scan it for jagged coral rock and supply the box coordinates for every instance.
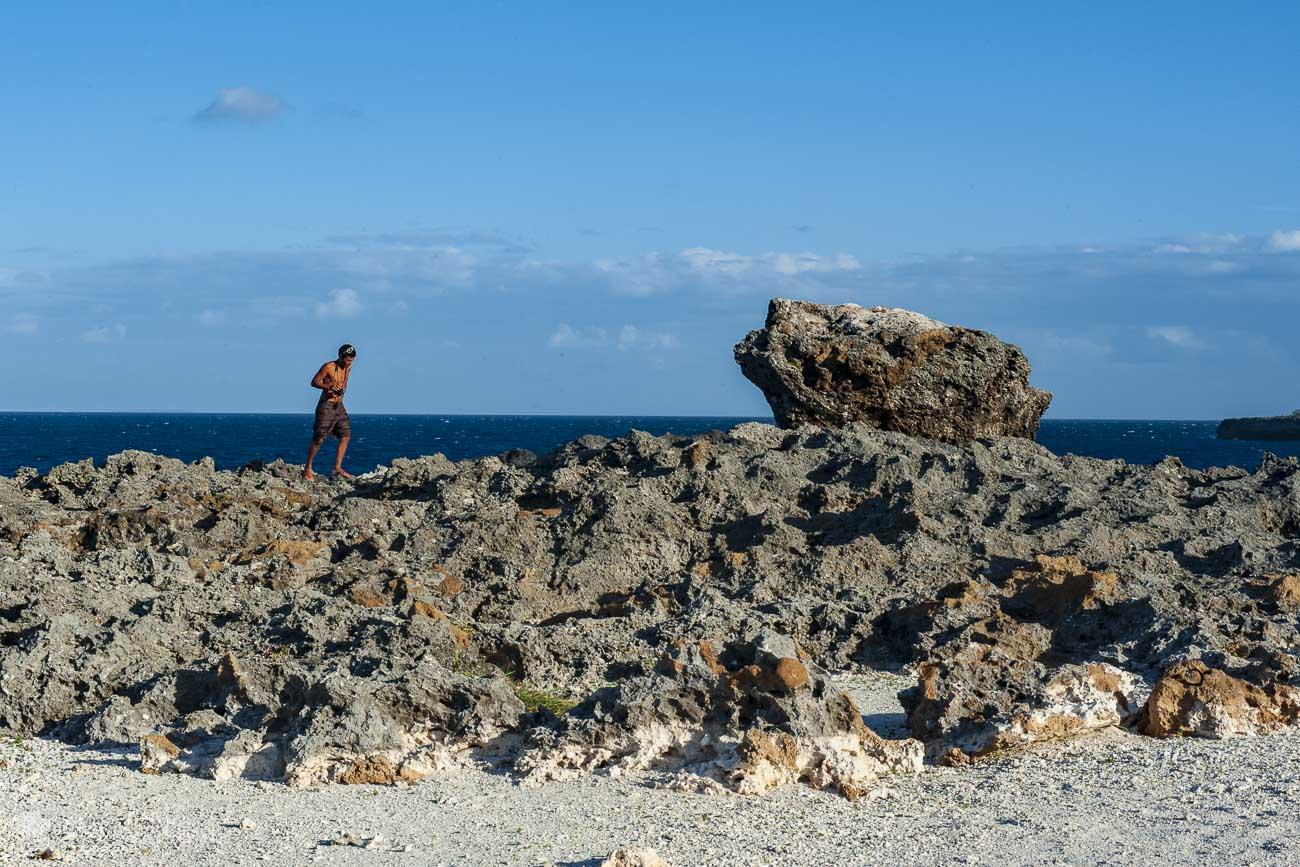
[1269,574,1300,610]
[1140,659,1300,738]
[517,631,922,798]
[111,651,526,786]
[4,417,1300,789]
[901,557,1144,757]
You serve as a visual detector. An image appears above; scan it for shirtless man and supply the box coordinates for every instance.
[305,344,356,481]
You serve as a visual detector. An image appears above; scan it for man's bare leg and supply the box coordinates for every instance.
[333,436,353,478]
[305,438,324,481]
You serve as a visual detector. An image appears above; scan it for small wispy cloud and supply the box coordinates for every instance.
[81,323,127,344]
[4,313,38,336]
[194,87,286,124]
[196,309,225,327]
[1268,229,1300,252]
[679,247,861,277]
[549,323,678,351]
[1146,325,1207,350]
[315,289,362,319]
[548,323,607,348]
[589,247,864,297]
[617,325,679,351]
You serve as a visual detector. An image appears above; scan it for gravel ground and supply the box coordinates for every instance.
[4,673,1299,867]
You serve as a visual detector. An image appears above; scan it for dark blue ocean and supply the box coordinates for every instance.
[1,414,1297,476]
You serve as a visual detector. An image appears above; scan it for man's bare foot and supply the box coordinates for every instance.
[304,468,316,481]
[333,468,354,479]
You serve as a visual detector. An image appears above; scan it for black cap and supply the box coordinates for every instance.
[339,344,356,357]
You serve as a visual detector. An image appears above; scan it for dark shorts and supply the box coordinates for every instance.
[313,401,351,441]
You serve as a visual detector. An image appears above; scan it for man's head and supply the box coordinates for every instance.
[338,344,357,367]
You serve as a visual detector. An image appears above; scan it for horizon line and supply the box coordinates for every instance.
[0,410,1231,423]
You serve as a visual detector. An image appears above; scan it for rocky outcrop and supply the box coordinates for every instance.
[733,298,1051,441]
[1139,659,1300,738]
[3,423,1300,793]
[517,631,922,798]
[1218,411,1300,441]
[124,652,526,786]
[899,557,1145,760]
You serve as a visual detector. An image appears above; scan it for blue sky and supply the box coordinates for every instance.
[3,1,1299,417]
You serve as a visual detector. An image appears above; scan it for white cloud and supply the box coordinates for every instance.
[550,323,678,352]
[770,251,862,275]
[315,289,362,319]
[1151,235,1245,256]
[196,309,225,327]
[680,247,861,277]
[340,244,478,290]
[4,313,38,335]
[590,247,864,297]
[1268,229,1300,252]
[679,248,754,276]
[194,87,286,123]
[548,323,608,348]
[616,325,640,351]
[81,323,126,343]
[618,326,679,351]
[1145,325,1207,350]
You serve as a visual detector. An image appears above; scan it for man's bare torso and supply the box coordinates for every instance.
[315,361,351,404]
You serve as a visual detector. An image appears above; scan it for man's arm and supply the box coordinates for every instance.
[310,363,335,390]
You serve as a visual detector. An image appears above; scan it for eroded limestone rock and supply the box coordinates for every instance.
[901,557,1145,758]
[4,421,1300,789]
[113,651,525,786]
[517,631,922,798]
[734,298,1051,441]
[1140,659,1300,738]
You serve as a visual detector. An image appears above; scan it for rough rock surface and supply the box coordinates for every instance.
[3,421,1300,791]
[899,556,1147,760]
[517,630,922,797]
[1139,658,1300,738]
[734,298,1052,441]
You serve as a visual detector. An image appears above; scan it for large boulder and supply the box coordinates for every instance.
[734,298,1051,442]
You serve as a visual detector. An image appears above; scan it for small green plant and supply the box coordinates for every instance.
[443,654,579,714]
[500,669,578,715]
[510,683,578,716]
[446,651,493,679]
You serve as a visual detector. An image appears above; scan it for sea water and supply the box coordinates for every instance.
[1,413,1297,476]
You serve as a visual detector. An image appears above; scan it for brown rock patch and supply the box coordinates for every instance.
[1140,659,1300,738]
[337,756,398,785]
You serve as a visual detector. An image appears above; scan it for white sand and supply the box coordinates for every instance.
[3,674,1298,866]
